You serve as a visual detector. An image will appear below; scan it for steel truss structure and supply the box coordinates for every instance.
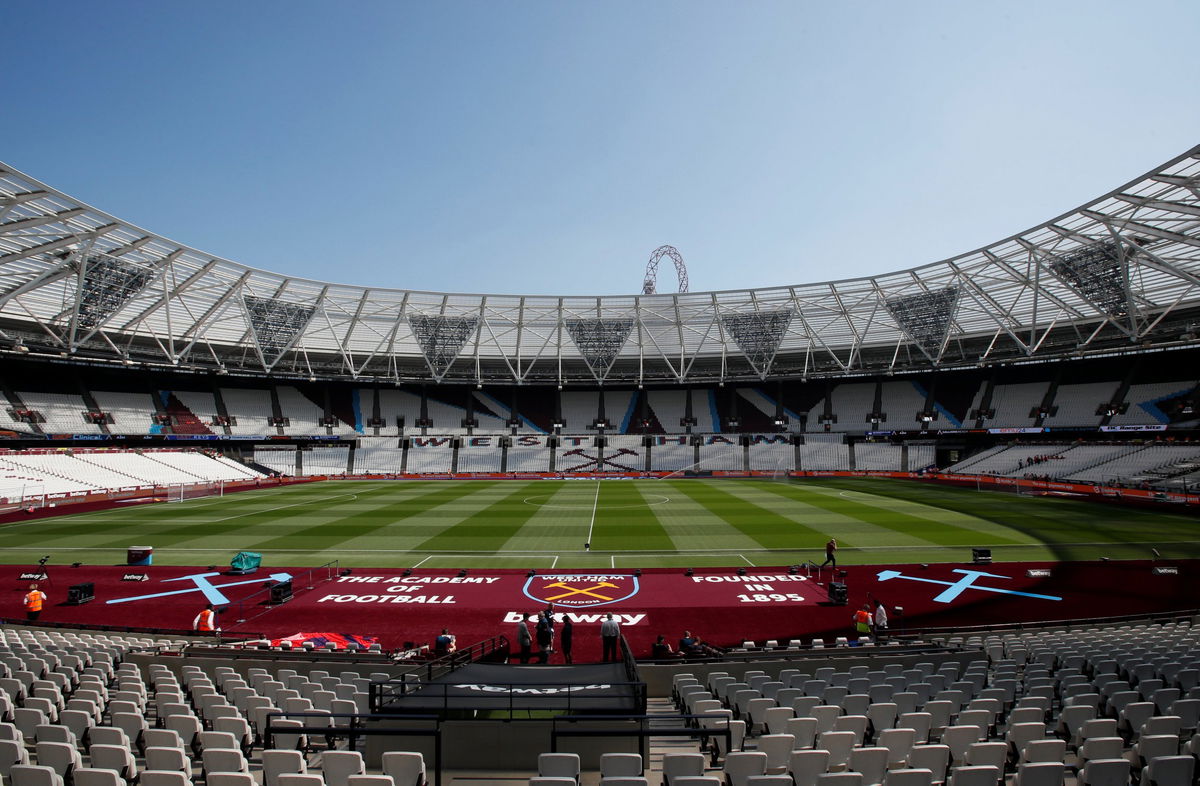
[1,147,1199,385]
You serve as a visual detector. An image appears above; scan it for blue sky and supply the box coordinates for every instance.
[4,1,1198,296]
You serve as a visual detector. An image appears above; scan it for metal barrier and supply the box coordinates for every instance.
[229,559,341,625]
[550,713,731,765]
[264,712,442,786]
[371,678,648,719]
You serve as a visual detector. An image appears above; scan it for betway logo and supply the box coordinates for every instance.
[502,611,646,625]
[455,683,611,695]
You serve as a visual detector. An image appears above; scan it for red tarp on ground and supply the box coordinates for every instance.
[5,560,1194,661]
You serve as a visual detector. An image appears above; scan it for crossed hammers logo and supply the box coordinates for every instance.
[541,581,619,601]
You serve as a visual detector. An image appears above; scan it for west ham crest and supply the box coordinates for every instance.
[522,574,640,607]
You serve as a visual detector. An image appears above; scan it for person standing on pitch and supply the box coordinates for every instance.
[821,538,838,568]
[600,612,621,662]
[536,605,555,663]
[23,583,46,621]
[515,612,533,663]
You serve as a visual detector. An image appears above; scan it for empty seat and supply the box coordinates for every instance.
[322,751,366,786]
[662,753,706,786]
[724,752,769,786]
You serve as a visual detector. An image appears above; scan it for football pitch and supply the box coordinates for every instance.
[1,478,1197,569]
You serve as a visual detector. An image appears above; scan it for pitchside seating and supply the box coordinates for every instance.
[748,440,795,472]
[603,435,647,472]
[798,440,850,471]
[506,440,552,472]
[252,448,296,475]
[854,444,905,472]
[303,446,351,475]
[456,442,505,472]
[698,439,744,472]
[352,438,405,474]
[650,439,695,472]
[0,610,1194,785]
[404,440,453,473]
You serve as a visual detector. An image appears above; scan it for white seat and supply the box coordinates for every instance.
[817,774,863,786]
[877,728,917,768]
[818,731,858,772]
[34,742,82,781]
[1138,755,1193,786]
[322,751,365,786]
[207,775,255,786]
[201,749,249,777]
[262,750,308,786]
[278,777,326,786]
[72,768,124,786]
[758,735,795,774]
[346,778,395,786]
[963,742,1007,771]
[724,751,768,786]
[600,753,642,778]
[542,753,583,782]
[10,764,65,786]
[907,746,950,786]
[1080,759,1131,786]
[380,752,426,786]
[0,738,30,779]
[946,766,1000,786]
[849,747,889,786]
[144,747,190,774]
[599,779,649,786]
[1013,762,1065,786]
[883,771,933,786]
[663,753,706,786]
[88,744,136,782]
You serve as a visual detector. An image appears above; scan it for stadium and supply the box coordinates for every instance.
[0,141,1197,780]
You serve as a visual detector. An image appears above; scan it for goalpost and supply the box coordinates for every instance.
[166,481,227,502]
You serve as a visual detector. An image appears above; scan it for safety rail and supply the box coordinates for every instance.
[264,712,442,786]
[228,559,341,625]
[371,678,648,719]
[550,713,731,765]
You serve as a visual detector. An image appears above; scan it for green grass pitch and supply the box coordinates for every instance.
[0,478,1196,569]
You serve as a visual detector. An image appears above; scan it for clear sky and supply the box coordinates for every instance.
[4,1,1198,296]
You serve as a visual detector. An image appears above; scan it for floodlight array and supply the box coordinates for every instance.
[565,318,635,380]
[719,309,794,376]
[408,314,479,378]
[884,286,960,361]
[243,295,316,367]
[74,253,156,329]
[1048,240,1130,318]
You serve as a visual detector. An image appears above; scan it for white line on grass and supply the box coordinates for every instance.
[411,555,432,568]
[551,555,559,568]
[610,555,616,569]
[585,480,600,548]
[740,554,755,566]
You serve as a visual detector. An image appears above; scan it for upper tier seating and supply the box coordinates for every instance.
[16,393,103,434]
[811,384,876,433]
[91,392,159,435]
[1110,382,1199,426]
[880,382,931,430]
[220,389,275,435]
[981,383,1047,429]
[274,387,326,436]
[1041,382,1119,428]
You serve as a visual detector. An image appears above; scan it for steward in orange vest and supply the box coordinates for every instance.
[23,583,46,621]
[193,603,219,633]
[853,605,872,635]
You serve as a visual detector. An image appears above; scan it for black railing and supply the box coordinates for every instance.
[550,713,730,765]
[371,679,648,719]
[264,712,442,786]
[228,560,341,625]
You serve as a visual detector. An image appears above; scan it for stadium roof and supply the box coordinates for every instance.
[1,146,1199,385]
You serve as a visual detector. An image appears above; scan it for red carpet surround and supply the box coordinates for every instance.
[5,559,1194,661]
